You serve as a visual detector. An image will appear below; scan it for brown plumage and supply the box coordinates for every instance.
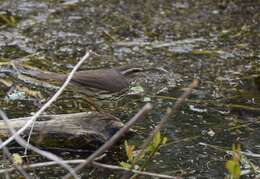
[30,68,130,93]
[69,69,129,92]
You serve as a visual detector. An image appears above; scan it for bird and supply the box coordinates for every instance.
[26,68,131,97]
[16,65,165,97]
[10,64,165,110]
[16,67,132,111]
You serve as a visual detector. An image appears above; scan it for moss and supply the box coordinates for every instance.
[0,46,29,59]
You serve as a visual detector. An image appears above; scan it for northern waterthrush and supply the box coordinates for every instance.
[27,68,131,98]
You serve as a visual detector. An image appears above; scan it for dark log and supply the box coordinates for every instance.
[0,112,125,150]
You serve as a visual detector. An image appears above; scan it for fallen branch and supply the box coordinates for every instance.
[0,110,79,179]
[0,112,124,149]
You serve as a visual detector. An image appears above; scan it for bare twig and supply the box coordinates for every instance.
[199,142,260,158]
[0,138,31,179]
[129,80,198,179]
[0,160,178,179]
[17,74,60,90]
[3,171,10,179]
[140,80,198,160]
[25,51,92,155]
[0,51,92,151]
[0,110,79,179]
[1,139,11,179]
[0,160,87,174]
[63,103,153,179]
[92,161,178,179]
[12,52,44,63]
[115,38,206,48]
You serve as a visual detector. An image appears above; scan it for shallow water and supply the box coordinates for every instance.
[0,0,259,178]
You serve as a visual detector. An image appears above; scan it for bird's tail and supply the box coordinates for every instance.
[16,65,66,82]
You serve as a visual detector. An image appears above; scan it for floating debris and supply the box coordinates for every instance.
[143,96,151,102]
[129,85,145,95]
[189,105,207,113]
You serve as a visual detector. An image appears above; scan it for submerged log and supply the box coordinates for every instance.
[0,112,125,150]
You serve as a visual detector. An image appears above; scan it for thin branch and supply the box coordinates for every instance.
[0,160,178,179]
[63,103,153,179]
[0,51,92,151]
[128,80,198,179]
[92,161,178,179]
[0,110,79,179]
[199,142,260,158]
[0,138,31,179]
[140,80,198,160]
[0,160,86,174]
[114,38,206,48]
[1,139,11,179]
[25,51,92,155]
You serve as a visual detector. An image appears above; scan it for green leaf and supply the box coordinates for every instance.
[12,153,23,165]
[226,160,235,173]
[226,160,241,179]
[124,140,129,153]
[153,131,161,147]
[120,162,132,169]
[146,144,156,152]
[162,136,168,144]
[233,166,241,179]
[136,150,145,161]
[124,140,135,161]
[225,143,241,179]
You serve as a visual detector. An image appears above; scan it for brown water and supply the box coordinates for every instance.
[0,0,259,178]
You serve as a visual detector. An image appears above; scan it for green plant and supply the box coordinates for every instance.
[0,12,16,27]
[120,131,167,178]
[225,143,241,179]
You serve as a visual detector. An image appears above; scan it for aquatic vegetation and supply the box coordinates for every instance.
[0,11,17,27]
